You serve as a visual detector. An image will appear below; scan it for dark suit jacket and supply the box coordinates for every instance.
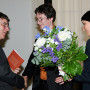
[75,39,90,90]
[22,48,73,90]
[0,45,24,90]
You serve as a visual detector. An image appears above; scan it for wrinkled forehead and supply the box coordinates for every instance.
[0,18,8,21]
[0,18,9,25]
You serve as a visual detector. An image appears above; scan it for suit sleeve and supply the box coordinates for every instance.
[22,51,35,80]
[0,46,24,89]
[75,39,90,83]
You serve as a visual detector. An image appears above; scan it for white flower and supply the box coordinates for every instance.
[64,28,68,31]
[47,38,51,41]
[34,37,46,48]
[57,30,72,41]
[46,44,50,47]
[50,39,54,43]
[58,66,62,70]
[46,40,49,43]
[59,71,65,76]
[58,66,65,76]
[55,41,58,45]
[34,46,38,51]
[47,38,54,43]
[39,49,42,52]
[52,48,53,50]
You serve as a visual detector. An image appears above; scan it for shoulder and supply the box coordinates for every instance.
[86,39,90,47]
[86,39,90,44]
[86,39,90,56]
[0,45,2,50]
[0,45,4,54]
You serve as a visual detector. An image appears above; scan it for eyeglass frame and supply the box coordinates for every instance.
[0,21,9,28]
[36,17,47,23]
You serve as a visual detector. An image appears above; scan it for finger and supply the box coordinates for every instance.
[12,68,21,74]
[59,81,64,85]
[22,88,24,90]
[14,70,19,74]
[55,77,64,83]
[15,68,21,71]
[24,76,28,87]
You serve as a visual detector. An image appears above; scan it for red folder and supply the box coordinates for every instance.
[7,50,24,70]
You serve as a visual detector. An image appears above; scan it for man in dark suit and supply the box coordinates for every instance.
[22,4,73,90]
[0,12,27,90]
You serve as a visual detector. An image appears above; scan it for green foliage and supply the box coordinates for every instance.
[56,32,88,80]
[31,51,56,67]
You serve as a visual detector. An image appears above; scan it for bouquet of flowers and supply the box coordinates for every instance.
[31,26,88,81]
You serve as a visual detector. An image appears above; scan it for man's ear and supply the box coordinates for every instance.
[49,17,53,22]
[50,17,53,22]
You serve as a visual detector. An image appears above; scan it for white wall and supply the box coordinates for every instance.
[0,0,43,90]
[0,0,33,66]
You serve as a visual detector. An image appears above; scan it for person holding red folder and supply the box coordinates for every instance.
[0,12,27,90]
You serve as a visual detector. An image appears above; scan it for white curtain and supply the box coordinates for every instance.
[52,0,90,46]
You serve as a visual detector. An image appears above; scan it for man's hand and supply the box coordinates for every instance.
[55,77,64,85]
[55,76,73,85]
[12,68,21,74]
[22,76,28,87]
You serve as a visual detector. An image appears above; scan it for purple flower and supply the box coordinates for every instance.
[42,46,55,57]
[49,51,54,57]
[51,56,59,63]
[56,43,62,51]
[56,25,63,32]
[47,47,52,51]
[41,46,45,49]
[42,48,48,53]
[54,35,60,43]
[43,26,50,35]
[44,33,47,36]
[35,33,40,39]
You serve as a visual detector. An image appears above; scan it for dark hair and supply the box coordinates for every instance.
[35,4,56,22]
[0,12,10,22]
[81,10,90,22]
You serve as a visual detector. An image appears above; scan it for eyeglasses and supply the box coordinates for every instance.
[0,21,9,28]
[36,17,47,23]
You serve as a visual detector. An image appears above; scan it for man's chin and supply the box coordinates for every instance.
[1,36,5,40]
[39,26,44,30]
